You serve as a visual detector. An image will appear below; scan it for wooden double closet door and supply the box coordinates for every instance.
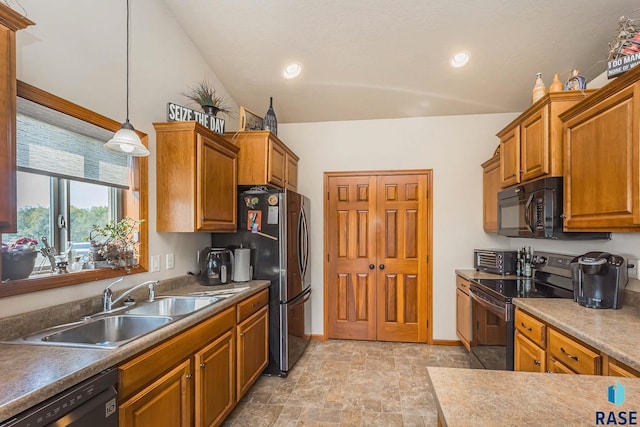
[324,170,432,343]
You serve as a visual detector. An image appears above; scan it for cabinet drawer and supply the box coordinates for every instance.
[515,309,546,348]
[547,356,576,374]
[119,306,235,400]
[547,328,601,375]
[456,276,469,294]
[237,289,269,323]
[607,359,640,378]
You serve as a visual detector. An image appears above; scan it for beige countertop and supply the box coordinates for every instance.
[513,298,640,372]
[0,278,270,423]
[428,366,640,426]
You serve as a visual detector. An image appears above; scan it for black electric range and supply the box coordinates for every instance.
[468,251,576,371]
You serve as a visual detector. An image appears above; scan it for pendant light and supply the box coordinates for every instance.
[104,0,149,157]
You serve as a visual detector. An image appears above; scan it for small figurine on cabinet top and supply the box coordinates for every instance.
[564,69,587,91]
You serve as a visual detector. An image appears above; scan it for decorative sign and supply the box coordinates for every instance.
[607,52,640,79]
[166,102,225,134]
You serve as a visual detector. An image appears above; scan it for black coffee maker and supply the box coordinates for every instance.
[570,252,628,309]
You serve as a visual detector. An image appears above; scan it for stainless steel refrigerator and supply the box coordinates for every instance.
[211,187,311,377]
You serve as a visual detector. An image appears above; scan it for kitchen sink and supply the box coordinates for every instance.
[124,296,220,316]
[21,315,173,349]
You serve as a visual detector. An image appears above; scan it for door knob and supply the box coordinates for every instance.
[379,264,385,270]
[369,264,375,270]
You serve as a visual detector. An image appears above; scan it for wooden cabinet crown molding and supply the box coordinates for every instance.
[0,4,34,31]
[560,64,640,122]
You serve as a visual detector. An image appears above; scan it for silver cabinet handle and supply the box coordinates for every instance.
[200,363,206,368]
[186,374,193,380]
[534,360,541,366]
[560,347,579,361]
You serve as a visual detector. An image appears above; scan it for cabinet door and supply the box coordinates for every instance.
[267,138,286,188]
[237,305,269,400]
[455,287,471,350]
[564,84,640,230]
[520,106,549,182]
[547,328,601,375]
[285,153,298,191]
[197,133,237,232]
[499,125,520,188]
[195,329,235,427]
[120,359,192,427]
[608,360,640,378]
[547,357,576,374]
[514,331,546,372]
[481,155,500,232]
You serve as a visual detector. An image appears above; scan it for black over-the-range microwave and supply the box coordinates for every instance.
[497,176,611,240]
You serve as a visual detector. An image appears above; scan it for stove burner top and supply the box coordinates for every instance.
[472,278,574,300]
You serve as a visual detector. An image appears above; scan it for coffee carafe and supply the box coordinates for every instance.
[197,247,234,285]
[570,252,628,309]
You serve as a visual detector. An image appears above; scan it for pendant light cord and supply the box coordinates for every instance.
[126,0,130,123]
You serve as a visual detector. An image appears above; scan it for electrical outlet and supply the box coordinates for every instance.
[629,259,640,280]
[166,253,175,270]
[151,255,161,272]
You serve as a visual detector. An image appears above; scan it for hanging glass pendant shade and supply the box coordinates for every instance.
[104,0,149,157]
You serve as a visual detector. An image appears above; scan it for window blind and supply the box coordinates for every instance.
[16,98,130,189]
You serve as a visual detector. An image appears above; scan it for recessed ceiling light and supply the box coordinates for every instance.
[283,63,302,79]
[450,51,470,68]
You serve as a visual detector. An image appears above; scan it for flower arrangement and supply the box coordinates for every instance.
[90,217,143,271]
[182,79,233,116]
[1,237,39,280]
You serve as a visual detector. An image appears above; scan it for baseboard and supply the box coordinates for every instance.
[310,334,326,341]
[432,339,463,346]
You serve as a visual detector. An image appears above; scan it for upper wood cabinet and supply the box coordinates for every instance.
[155,122,239,232]
[227,131,299,191]
[0,6,33,233]
[497,91,594,188]
[561,66,640,231]
[481,154,500,232]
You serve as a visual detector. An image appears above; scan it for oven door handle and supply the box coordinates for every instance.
[470,289,506,319]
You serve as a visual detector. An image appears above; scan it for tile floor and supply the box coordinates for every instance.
[223,339,473,426]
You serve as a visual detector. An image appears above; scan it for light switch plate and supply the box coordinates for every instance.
[166,253,175,270]
[151,255,160,272]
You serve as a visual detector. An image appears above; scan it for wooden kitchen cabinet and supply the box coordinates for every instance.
[155,121,239,232]
[514,331,546,373]
[455,276,471,351]
[0,7,33,233]
[227,131,299,191]
[605,357,640,377]
[497,91,594,188]
[120,359,192,427]
[236,288,269,400]
[514,308,601,375]
[547,328,601,375]
[481,154,500,232]
[119,306,236,427]
[561,66,640,231]
[514,310,546,373]
[195,329,235,427]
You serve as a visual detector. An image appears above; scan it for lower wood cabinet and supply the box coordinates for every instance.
[237,305,269,400]
[118,289,269,427]
[606,358,640,377]
[120,359,192,427]
[455,275,471,351]
[514,331,546,373]
[195,329,235,427]
[514,308,603,375]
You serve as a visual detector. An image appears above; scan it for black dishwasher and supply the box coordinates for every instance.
[0,368,118,427]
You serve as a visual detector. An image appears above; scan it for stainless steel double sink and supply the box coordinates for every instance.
[12,296,223,349]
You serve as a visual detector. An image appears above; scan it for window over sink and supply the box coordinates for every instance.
[0,81,149,298]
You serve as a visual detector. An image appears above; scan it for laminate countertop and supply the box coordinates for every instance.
[0,279,270,424]
[429,366,640,426]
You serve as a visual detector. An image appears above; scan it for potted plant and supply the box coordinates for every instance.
[1,237,39,280]
[89,217,144,272]
[182,79,232,116]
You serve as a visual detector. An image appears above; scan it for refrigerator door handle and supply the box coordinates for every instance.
[298,206,309,280]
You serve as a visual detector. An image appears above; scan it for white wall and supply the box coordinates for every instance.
[279,113,518,340]
[0,0,237,316]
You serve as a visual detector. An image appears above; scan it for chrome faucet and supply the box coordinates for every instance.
[102,278,160,311]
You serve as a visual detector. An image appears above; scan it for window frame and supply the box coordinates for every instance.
[0,81,149,298]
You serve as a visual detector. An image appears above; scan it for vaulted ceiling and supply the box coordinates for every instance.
[164,0,640,123]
